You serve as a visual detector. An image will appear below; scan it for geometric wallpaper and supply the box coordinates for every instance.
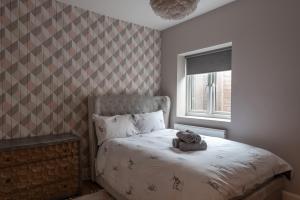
[0,0,161,178]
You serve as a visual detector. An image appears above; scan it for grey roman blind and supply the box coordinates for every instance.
[186,47,232,75]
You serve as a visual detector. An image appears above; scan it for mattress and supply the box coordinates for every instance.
[95,129,291,200]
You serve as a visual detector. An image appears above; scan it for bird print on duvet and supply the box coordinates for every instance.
[96,129,291,200]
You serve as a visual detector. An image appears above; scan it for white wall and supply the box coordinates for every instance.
[161,0,300,194]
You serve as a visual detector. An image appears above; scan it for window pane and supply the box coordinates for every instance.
[215,70,231,113]
[188,74,209,112]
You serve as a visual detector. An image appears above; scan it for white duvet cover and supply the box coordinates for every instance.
[96,129,291,200]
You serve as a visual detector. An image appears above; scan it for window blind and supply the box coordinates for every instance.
[186,47,232,75]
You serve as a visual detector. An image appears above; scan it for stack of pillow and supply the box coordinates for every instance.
[172,130,207,152]
[93,110,165,145]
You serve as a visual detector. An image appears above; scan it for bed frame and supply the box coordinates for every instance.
[88,95,285,200]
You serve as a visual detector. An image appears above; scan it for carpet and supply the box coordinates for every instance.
[72,190,114,200]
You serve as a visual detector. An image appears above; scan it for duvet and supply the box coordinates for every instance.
[96,129,291,200]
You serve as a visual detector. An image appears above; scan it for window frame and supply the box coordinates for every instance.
[186,71,231,119]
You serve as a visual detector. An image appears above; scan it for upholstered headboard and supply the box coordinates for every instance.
[88,95,171,181]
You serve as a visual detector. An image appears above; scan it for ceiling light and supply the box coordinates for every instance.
[150,0,200,20]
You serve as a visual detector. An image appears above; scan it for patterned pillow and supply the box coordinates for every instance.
[93,114,138,145]
[133,110,165,134]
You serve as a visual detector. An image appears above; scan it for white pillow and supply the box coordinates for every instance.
[93,114,138,145]
[133,110,165,134]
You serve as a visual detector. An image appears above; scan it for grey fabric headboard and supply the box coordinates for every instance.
[88,95,171,181]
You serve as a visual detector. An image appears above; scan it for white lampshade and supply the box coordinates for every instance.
[150,0,200,20]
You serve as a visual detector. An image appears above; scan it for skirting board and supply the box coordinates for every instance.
[283,191,300,200]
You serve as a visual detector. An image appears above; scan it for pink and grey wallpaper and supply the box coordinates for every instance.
[0,0,161,177]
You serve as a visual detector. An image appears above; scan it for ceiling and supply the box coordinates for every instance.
[57,0,237,30]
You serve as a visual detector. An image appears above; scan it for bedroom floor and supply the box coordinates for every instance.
[69,181,118,200]
[69,181,115,200]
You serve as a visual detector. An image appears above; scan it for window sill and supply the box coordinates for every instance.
[177,115,231,123]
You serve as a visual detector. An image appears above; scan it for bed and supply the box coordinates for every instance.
[88,95,292,200]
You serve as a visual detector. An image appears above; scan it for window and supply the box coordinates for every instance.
[185,47,232,119]
[186,70,231,118]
